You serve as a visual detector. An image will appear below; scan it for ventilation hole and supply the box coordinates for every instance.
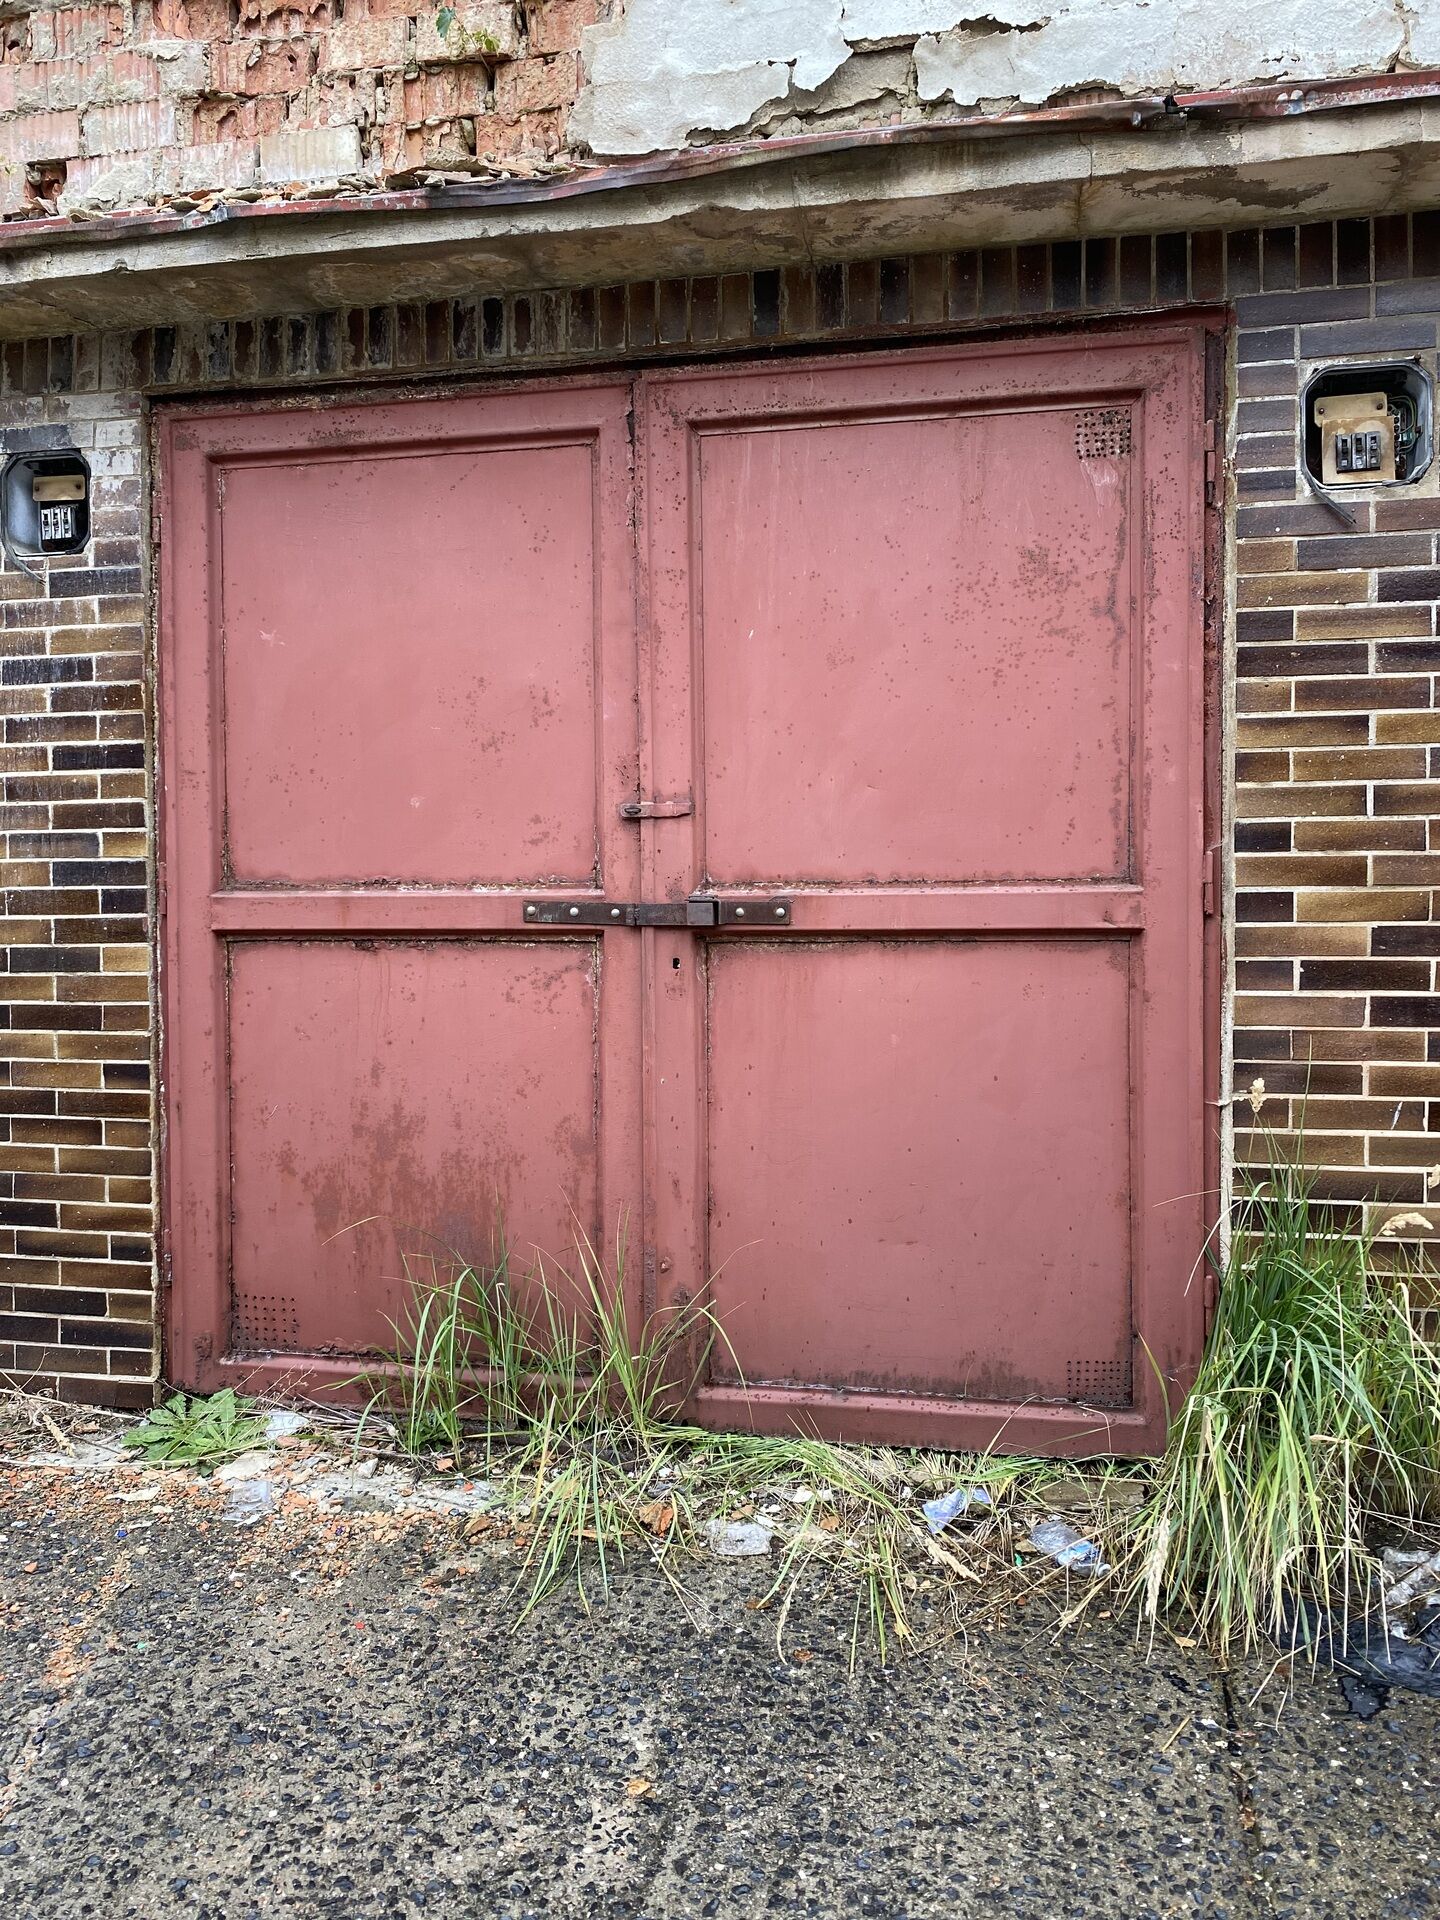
[233,1292,300,1353]
[1065,1357,1130,1408]
[1074,407,1132,459]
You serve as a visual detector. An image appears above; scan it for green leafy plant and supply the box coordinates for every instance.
[1126,1123,1440,1652]
[434,7,499,55]
[125,1387,269,1470]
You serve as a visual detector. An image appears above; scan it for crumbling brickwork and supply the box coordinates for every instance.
[1,215,1438,1403]
[0,0,599,217]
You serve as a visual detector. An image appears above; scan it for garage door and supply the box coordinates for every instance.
[159,330,1208,1451]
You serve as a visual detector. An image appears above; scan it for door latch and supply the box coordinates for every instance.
[618,794,694,821]
[524,895,791,928]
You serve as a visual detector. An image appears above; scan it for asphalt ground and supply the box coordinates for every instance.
[1,1457,1436,1920]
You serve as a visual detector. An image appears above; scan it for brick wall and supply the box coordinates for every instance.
[0,0,599,217]
[1230,218,1440,1232]
[0,388,153,1401]
[1,214,1438,1406]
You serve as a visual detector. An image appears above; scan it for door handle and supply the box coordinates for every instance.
[524,895,791,927]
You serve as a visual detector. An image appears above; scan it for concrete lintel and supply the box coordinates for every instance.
[0,103,1438,340]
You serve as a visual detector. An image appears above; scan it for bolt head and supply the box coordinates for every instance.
[735,906,746,918]
[568,905,580,918]
[775,906,787,919]
[525,905,537,917]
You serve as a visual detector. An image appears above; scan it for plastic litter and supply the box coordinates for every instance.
[921,1486,993,1535]
[262,1409,310,1442]
[1027,1516,1111,1575]
[223,1479,275,1527]
[702,1518,773,1558]
[212,1449,276,1483]
[1384,1545,1440,1613]
[1282,1599,1440,1719]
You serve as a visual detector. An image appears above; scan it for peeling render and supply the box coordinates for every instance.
[916,0,1418,112]
[574,0,1440,157]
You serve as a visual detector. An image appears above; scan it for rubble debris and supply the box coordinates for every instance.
[703,1518,774,1558]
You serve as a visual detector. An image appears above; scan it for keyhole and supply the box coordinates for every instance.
[672,955,681,971]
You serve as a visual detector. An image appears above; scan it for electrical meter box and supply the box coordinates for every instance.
[1,449,91,560]
[1302,361,1433,491]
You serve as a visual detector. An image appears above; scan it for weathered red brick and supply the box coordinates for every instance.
[494,50,578,117]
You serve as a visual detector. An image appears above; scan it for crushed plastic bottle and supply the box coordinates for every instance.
[921,1486,993,1535]
[1028,1516,1110,1575]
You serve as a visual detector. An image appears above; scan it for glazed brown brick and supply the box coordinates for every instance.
[1237,571,1371,608]
[1235,925,1370,958]
[1297,888,1431,921]
[1295,818,1427,852]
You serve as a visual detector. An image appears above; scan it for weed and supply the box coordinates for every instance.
[124,1388,268,1470]
[354,1131,1440,1663]
[1125,1128,1440,1652]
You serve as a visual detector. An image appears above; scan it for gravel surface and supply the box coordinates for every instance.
[0,1451,1436,1919]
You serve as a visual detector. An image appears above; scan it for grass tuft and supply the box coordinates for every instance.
[353,1139,1440,1662]
[1124,1135,1440,1652]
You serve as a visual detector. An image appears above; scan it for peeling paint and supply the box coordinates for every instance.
[916,0,1417,111]
[574,0,1436,157]
[571,0,852,155]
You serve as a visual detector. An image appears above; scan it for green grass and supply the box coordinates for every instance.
[352,1148,1440,1661]
[1123,1139,1440,1652]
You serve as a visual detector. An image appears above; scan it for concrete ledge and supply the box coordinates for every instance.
[1,94,1439,338]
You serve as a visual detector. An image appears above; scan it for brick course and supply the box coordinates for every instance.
[1,213,1438,1402]
[0,0,596,214]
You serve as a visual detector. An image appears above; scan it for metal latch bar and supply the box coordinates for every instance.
[618,794,694,821]
[524,896,792,928]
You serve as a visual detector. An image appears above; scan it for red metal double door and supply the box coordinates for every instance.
[161,330,1208,1451]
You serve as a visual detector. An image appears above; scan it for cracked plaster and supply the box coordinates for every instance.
[574,0,1440,157]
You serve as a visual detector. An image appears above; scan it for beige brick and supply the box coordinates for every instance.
[1235,993,1365,1028]
[1235,538,1296,574]
[1236,680,1293,714]
[1296,603,1433,639]
[257,122,361,181]
[1296,887,1431,921]
[1234,925,1369,958]
[1292,746,1428,780]
[1236,714,1369,747]
[1377,711,1440,743]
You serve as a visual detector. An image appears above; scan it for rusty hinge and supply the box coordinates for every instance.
[525,895,791,928]
[1204,442,1221,505]
[1202,846,1219,918]
[619,794,693,821]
